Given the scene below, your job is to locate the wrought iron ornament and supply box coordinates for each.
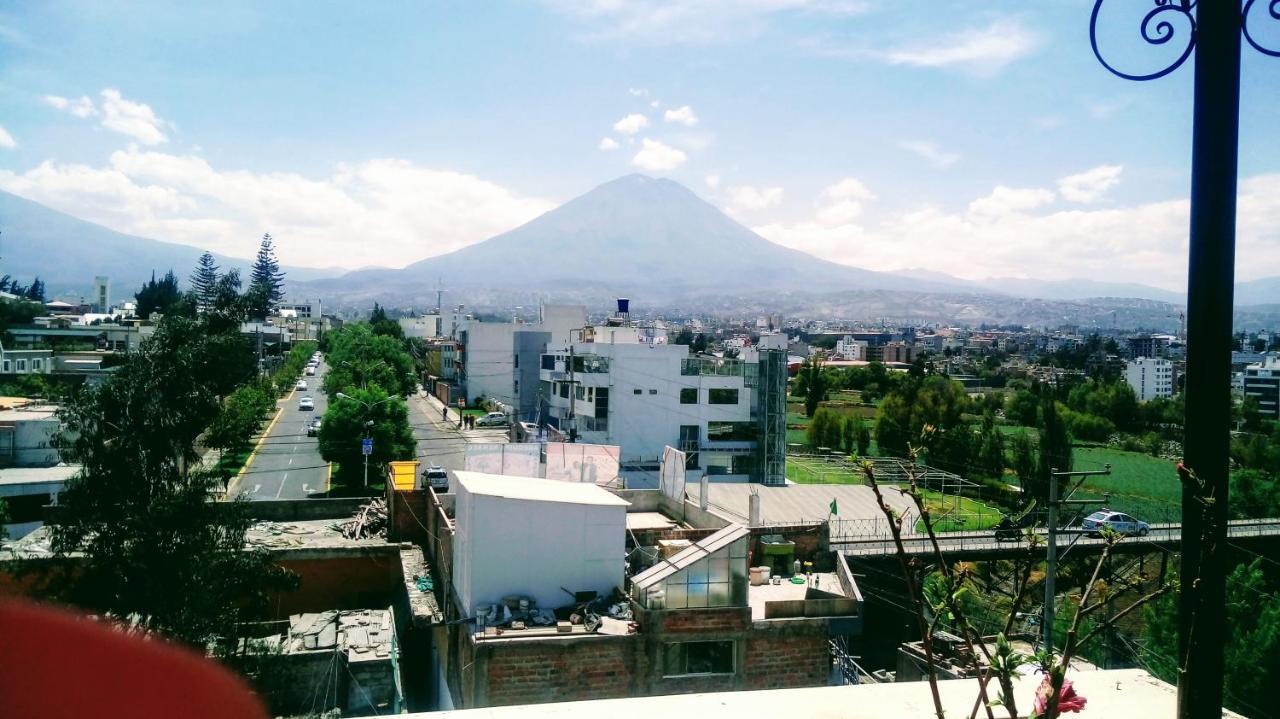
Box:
[1090,0,1279,80]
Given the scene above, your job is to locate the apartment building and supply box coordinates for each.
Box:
[1243,355,1280,419]
[538,329,787,484]
[1125,357,1174,402]
[454,305,587,417]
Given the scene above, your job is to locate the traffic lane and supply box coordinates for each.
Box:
[238,360,329,500]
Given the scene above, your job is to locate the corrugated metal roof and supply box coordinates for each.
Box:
[631,524,748,590]
[455,470,631,507]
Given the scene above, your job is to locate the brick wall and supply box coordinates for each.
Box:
[743,620,832,690]
[388,489,432,544]
[269,552,404,618]
[477,637,640,707]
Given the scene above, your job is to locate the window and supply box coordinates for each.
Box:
[16,359,26,372]
[1,360,8,373]
[706,421,756,442]
[680,388,698,404]
[559,383,570,399]
[664,640,735,677]
[541,355,555,370]
[513,354,519,368]
[32,359,42,371]
[708,388,739,405]
[633,388,642,395]
[576,385,586,400]
[649,389,658,395]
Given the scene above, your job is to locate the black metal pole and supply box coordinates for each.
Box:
[1179,2,1240,717]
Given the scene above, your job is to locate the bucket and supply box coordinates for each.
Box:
[760,566,772,582]
[750,567,764,586]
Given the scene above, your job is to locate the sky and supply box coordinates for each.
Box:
[1,1,1278,290]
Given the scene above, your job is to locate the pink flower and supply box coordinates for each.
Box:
[1034,676,1088,717]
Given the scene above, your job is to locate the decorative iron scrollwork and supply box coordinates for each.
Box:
[1090,0,1199,81]
[1243,0,1280,56]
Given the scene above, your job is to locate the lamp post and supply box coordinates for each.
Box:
[1089,3,1277,715]
[335,392,396,488]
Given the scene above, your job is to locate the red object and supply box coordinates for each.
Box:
[0,600,267,719]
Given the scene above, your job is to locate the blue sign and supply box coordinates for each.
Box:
[361,438,373,456]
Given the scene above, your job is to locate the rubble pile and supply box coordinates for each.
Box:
[337,498,388,540]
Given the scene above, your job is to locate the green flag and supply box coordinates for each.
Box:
[829,498,838,516]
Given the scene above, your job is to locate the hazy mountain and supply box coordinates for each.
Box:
[0,190,343,299]
[297,174,978,306]
[1236,277,1280,306]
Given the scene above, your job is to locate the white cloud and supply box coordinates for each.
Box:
[752,172,1280,288]
[0,125,15,149]
[882,18,1039,75]
[705,173,721,189]
[0,150,554,269]
[663,105,699,126]
[1058,165,1123,204]
[99,88,169,145]
[613,113,650,135]
[598,137,621,151]
[725,185,784,213]
[822,177,876,202]
[628,87,649,97]
[43,94,98,118]
[968,186,1056,217]
[546,0,870,45]
[631,138,687,171]
[899,140,960,168]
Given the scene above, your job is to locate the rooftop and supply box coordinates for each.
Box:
[455,471,631,507]
[0,405,60,422]
[415,669,1215,719]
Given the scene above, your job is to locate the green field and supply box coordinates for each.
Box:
[786,455,863,485]
[1069,446,1181,522]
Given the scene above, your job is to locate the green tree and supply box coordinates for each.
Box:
[205,381,275,479]
[51,317,294,647]
[134,269,185,319]
[1010,430,1038,494]
[189,251,220,308]
[1143,560,1280,718]
[1231,469,1280,519]
[673,327,694,345]
[322,324,417,398]
[1032,396,1072,502]
[1004,389,1040,427]
[690,333,708,354]
[799,355,829,417]
[318,383,416,486]
[369,303,404,339]
[25,277,45,302]
[0,297,42,334]
[247,233,285,319]
[977,410,1006,479]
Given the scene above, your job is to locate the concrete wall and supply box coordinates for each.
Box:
[0,416,60,467]
[460,323,517,407]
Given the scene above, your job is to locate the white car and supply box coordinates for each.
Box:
[475,411,510,428]
[1080,509,1150,537]
[305,366,316,376]
[298,396,315,411]
[295,380,308,391]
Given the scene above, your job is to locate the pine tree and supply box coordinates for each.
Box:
[25,277,45,302]
[248,233,285,319]
[1034,395,1072,501]
[189,251,220,309]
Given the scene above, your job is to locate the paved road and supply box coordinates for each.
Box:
[233,357,329,501]
[407,392,508,475]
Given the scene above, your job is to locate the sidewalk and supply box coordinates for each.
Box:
[410,388,510,445]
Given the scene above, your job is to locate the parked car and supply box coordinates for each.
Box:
[1080,509,1150,537]
[295,380,308,391]
[475,411,509,428]
[307,418,322,436]
[305,366,316,376]
[298,396,315,411]
[421,465,449,492]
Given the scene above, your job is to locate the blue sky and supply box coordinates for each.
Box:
[1,1,1278,289]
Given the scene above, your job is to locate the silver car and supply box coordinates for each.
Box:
[1081,510,1150,537]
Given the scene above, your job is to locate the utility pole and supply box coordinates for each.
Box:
[1043,464,1111,651]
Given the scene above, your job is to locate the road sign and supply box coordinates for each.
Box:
[361,438,373,456]
[457,398,465,408]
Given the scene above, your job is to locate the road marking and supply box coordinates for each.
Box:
[288,457,293,466]
[325,463,333,493]
[303,483,311,495]
[275,472,289,499]
[226,402,285,497]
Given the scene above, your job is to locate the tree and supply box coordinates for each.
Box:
[189,251,220,308]
[205,381,275,478]
[318,383,416,486]
[322,324,417,398]
[1032,396,1072,502]
[673,327,694,345]
[134,269,187,319]
[24,277,45,302]
[977,410,1006,479]
[247,233,285,319]
[798,356,829,417]
[1231,469,1280,519]
[691,333,708,354]
[51,317,294,648]
[370,303,404,339]
[1011,431,1038,495]
[1004,389,1040,427]
[1143,560,1280,717]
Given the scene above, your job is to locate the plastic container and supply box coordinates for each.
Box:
[750,567,764,586]
[760,566,772,582]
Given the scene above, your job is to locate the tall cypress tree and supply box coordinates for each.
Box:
[1034,394,1073,501]
[189,251,220,309]
[248,233,285,319]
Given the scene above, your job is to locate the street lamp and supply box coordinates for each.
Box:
[335,392,397,487]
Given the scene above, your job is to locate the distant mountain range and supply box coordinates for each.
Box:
[3,179,1279,324]
[0,190,343,300]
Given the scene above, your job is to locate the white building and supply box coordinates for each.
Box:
[278,299,323,320]
[0,342,52,376]
[1243,355,1280,419]
[0,404,62,467]
[835,336,868,361]
[538,330,788,483]
[1125,357,1174,402]
[455,305,587,417]
[451,471,628,617]
[399,315,442,339]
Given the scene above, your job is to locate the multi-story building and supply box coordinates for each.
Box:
[399,315,442,339]
[834,336,868,361]
[454,305,587,418]
[538,330,787,484]
[1125,357,1174,402]
[279,299,323,320]
[1127,334,1170,360]
[1243,356,1280,419]
[882,341,914,365]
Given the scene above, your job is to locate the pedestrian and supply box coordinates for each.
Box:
[442,407,448,422]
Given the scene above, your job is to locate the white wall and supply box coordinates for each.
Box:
[1125,357,1173,402]
[461,323,517,406]
[452,479,627,616]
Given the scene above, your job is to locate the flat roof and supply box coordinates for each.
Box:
[454,471,631,507]
[417,669,1232,719]
[0,466,79,486]
[0,405,59,422]
[624,512,676,531]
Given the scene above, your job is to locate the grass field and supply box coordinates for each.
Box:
[1069,446,1181,522]
[786,455,863,485]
